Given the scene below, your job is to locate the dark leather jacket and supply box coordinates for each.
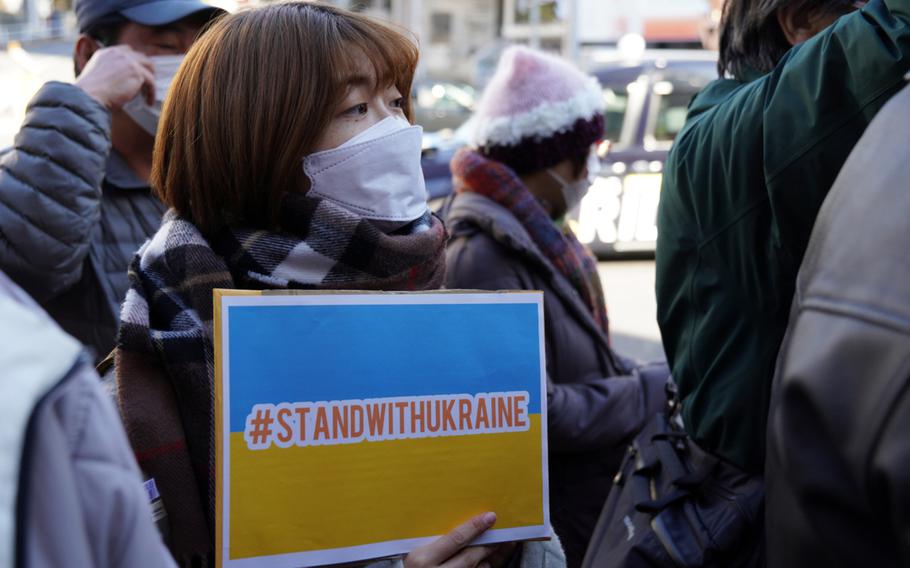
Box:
[765,81,910,566]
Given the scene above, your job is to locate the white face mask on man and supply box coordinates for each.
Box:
[546,146,602,214]
[302,116,429,230]
[122,55,185,137]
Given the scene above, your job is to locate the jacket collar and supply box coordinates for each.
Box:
[105,150,150,190]
[686,64,764,120]
[735,65,765,83]
[448,191,540,260]
[447,192,614,353]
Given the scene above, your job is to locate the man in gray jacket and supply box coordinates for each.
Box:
[765,78,910,566]
[0,0,221,360]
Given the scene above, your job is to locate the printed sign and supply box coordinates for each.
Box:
[214,290,549,567]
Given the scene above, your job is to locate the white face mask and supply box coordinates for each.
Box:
[122,55,185,137]
[547,147,602,213]
[303,116,429,230]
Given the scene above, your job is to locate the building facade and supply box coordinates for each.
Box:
[335,0,710,83]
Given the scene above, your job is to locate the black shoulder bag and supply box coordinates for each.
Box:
[581,383,765,568]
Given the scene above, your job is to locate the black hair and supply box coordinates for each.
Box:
[569,146,589,177]
[74,13,128,76]
[718,0,856,79]
[85,13,129,45]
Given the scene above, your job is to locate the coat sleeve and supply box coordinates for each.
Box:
[675,0,910,256]
[0,81,111,302]
[445,232,667,453]
[545,363,667,452]
[762,0,910,253]
[763,84,910,567]
[766,305,910,566]
[874,382,910,563]
[22,357,177,568]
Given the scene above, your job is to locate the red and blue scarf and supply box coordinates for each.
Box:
[451,149,610,337]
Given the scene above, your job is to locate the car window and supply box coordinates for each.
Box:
[602,87,628,142]
[414,83,476,112]
[413,82,478,133]
[648,63,716,144]
[651,80,696,142]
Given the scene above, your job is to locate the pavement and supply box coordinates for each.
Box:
[0,37,75,148]
[598,259,665,362]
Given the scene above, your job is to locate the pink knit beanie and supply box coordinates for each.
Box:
[472,45,604,174]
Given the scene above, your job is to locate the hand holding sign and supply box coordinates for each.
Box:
[404,512,509,568]
[215,291,549,567]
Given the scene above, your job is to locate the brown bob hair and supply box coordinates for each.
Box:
[152,1,419,235]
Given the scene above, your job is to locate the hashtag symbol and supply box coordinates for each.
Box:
[245,405,274,449]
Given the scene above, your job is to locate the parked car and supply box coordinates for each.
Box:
[411,79,477,133]
[421,118,474,201]
[420,49,718,256]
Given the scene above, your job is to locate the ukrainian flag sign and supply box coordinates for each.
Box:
[214,290,550,567]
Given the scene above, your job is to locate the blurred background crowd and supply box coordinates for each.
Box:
[0,0,726,364]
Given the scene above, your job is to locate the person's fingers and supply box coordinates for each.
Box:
[128,46,154,70]
[137,64,156,105]
[409,512,496,567]
[135,54,155,78]
[433,512,496,564]
[439,544,499,568]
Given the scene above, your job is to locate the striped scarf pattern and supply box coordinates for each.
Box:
[451,148,609,336]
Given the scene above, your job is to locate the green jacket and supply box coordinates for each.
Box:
[656,0,910,473]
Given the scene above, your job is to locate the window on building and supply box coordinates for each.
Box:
[430,12,452,44]
[540,37,562,51]
[513,0,561,24]
[349,0,391,12]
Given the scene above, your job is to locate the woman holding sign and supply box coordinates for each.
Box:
[113,2,562,567]
[442,47,669,567]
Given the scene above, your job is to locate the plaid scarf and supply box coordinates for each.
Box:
[451,148,609,336]
[116,192,446,565]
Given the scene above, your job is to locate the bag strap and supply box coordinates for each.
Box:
[665,377,682,417]
[96,349,116,376]
[628,401,722,514]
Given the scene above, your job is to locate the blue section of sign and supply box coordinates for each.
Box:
[228,302,542,432]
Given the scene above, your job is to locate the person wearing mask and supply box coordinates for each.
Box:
[656,0,910,477]
[0,0,223,361]
[0,269,176,568]
[113,3,566,567]
[765,80,910,567]
[442,46,668,568]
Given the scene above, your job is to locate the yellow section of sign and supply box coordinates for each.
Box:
[228,415,544,560]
